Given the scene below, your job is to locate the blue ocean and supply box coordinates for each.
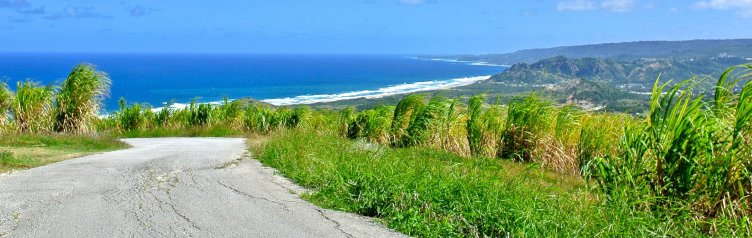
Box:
[0,53,504,112]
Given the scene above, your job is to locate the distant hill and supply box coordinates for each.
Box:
[490,55,750,87]
[475,54,750,113]
[444,39,752,65]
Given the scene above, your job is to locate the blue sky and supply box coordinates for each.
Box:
[0,0,750,54]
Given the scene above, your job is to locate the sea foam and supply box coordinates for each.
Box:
[261,75,490,106]
[143,75,490,112]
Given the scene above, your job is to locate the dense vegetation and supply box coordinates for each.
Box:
[95,64,751,236]
[491,55,750,86]
[1,63,750,236]
[258,131,695,237]
[0,64,123,172]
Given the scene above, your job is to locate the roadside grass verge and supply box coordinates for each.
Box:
[253,130,711,237]
[0,134,128,172]
[112,125,246,138]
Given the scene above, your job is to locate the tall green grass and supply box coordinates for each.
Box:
[0,81,12,127]
[405,96,454,147]
[255,130,721,237]
[12,81,55,133]
[346,106,394,144]
[500,93,553,162]
[587,67,752,233]
[5,63,750,235]
[53,64,111,134]
[391,94,425,147]
[466,94,485,157]
[114,98,144,131]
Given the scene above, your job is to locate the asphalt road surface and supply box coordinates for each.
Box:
[0,138,406,238]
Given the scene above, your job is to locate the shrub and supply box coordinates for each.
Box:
[12,81,54,133]
[405,96,453,147]
[466,94,485,157]
[53,64,111,134]
[499,93,553,162]
[0,82,12,126]
[115,98,144,131]
[346,106,393,144]
[391,94,425,147]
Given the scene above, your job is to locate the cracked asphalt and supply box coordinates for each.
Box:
[0,138,406,238]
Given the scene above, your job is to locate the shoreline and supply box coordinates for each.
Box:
[261,75,491,106]
[134,75,492,113]
[101,56,506,113]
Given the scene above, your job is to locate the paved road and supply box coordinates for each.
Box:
[0,138,405,238]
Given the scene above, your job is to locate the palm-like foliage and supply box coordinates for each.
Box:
[54,64,111,134]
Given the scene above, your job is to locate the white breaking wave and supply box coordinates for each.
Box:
[411,57,510,67]
[261,75,491,106]
[143,75,490,110]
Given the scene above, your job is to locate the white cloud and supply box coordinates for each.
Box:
[694,0,752,17]
[602,0,635,12]
[557,0,596,11]
[695,0,752,9]
[399,0,426,5]
[557,0,635,12]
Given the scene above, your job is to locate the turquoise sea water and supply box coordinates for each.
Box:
[0,53,504,112]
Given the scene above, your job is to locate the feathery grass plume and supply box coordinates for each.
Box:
[12,81,54,133]
[499,93,553,162]
[391,94,425,147]
[53,64,111,134]
[466,94,485,156]
[0,81,12,126]
[405,96,452,147]
[115,98,144,131]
